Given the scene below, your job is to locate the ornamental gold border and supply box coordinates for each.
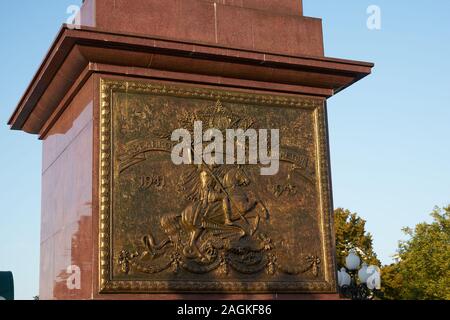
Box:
[99,78,337,294]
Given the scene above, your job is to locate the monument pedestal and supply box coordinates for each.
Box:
[8,0,372,300]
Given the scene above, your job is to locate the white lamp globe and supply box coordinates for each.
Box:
[337,268,342,285]
[345,250,361,271]
[358,263,369,283]
[338,268,351,287]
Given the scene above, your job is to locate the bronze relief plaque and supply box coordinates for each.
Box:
[99,79,336,293]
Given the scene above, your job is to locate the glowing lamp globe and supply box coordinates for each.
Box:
[345,250,361,271]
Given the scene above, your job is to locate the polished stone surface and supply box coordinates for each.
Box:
[80,0,321,57]
[40,78,94,300]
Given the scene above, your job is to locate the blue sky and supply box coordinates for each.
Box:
[0,1,449,300]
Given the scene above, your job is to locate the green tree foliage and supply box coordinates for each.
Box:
[382,206,450,300]
[380,263,404,300]
[334,208,380,268]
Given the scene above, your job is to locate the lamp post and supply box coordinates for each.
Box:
[338,249,381,300]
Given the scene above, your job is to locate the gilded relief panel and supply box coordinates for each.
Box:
[99,79,336,293]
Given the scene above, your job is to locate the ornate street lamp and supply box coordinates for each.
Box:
[338,249,381,300]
